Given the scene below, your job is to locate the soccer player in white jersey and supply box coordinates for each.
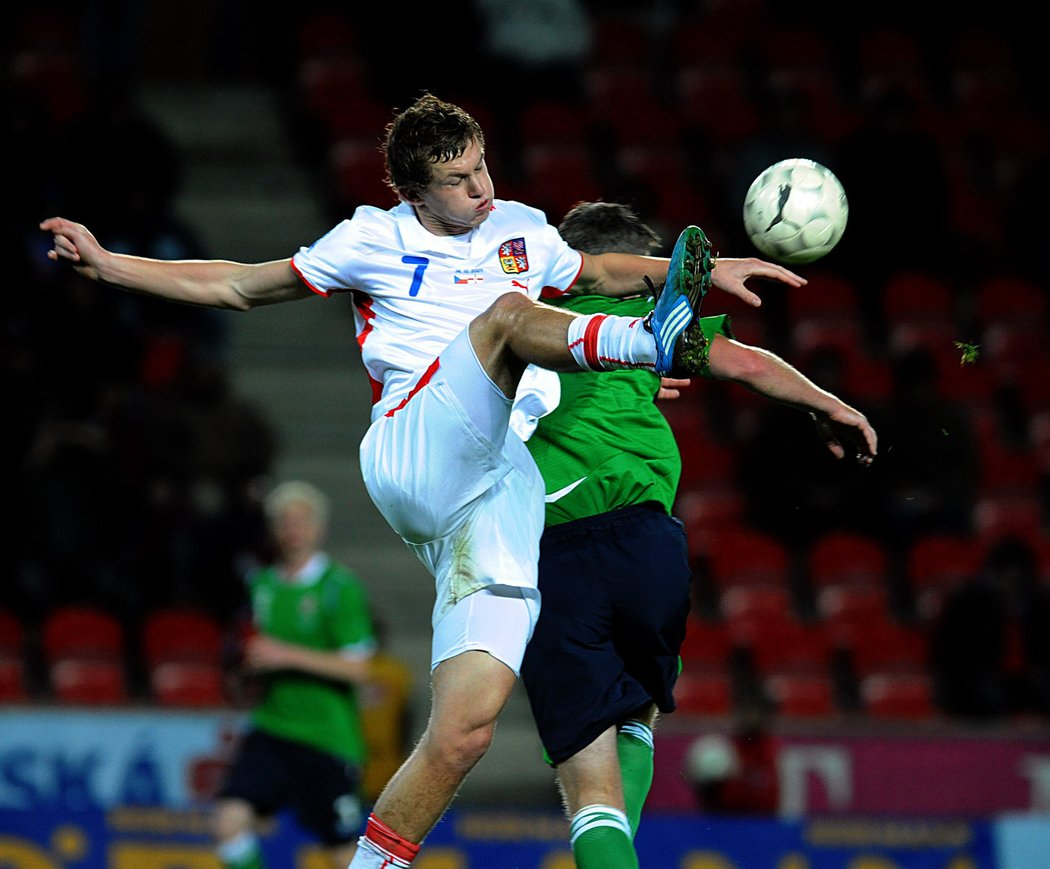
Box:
[40,92,875,867]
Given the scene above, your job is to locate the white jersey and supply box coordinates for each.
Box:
[292,199,584,420]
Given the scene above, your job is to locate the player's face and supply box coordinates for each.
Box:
[410,138,494,236]
[272,500,323,561]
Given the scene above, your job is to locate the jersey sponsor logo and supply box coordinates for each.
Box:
[499,237,529,274]
[544,476,588,503]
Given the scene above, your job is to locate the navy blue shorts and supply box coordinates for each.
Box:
[217,728,364,844]
[520,505,691,765]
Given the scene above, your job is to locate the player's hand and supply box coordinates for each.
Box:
[39,217,105,281]
[657,377,691,400]
[810,406,878,466]
[711,257,807,307]
[244,634,301,671]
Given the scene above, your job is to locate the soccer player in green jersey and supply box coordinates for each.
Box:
[213,481,377,869]
[518,202,876,868]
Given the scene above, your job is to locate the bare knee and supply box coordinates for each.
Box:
[475,292,536,338]
[469,292,553,392]
[213,798,256,843]
[422,715,497,775]
[471,292,539,352]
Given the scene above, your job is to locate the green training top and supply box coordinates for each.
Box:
[248,554,376,763]
[527,294,731,526]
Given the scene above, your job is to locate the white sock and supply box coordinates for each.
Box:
[217,831,261,867]
[566,313,656,372]
[348,837,402,867]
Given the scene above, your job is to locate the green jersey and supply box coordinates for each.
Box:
[248,554,375,763]
[527,295,730,526]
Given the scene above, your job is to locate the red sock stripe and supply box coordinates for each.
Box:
[365,814,420,864]
[582,314,609,370]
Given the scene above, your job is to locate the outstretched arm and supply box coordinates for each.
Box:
[40,217,311,310]
[707,334,878,464]
[574,251,805,306]
[244,634,372,684]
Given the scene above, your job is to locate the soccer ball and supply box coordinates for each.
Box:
[742,158,848,265]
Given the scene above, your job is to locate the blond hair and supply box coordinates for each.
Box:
[264,480,330,527]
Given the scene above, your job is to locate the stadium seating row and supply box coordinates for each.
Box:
[0,605,228,707]
[676,610,938,720]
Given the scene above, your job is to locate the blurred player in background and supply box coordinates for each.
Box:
[40,92,859,867]
[684,706,780,815]
[517,201,875,868]
[214,480,376,869]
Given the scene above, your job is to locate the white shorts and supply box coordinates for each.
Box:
[360,328,546,628]
[432,586,541,675]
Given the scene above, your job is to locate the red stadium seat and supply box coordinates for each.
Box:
[674,667,734,716]
[50,657,127,705]
[972,494,1046,549]
[615,143,715,226]
[518,99,590,145]
[887,320,958,357]
[143,607,224,667]
[43,605,127,705]
[860,671,937,720]
[0,609,23,656]
[329,138,398,209]
[294,10,362,63]
[806,531,889,590]
[758,25,836,78]
[0,657,27,702]
[520,141,603,219]
[887,328,997,404]
[699,528,792,588]
[676,66,762,147]
[679,617,736,670]
[677,436,740,498]
[976,436,1040,498]
[1032,411,1050,474]
[721,585,794,629]
[764,671,837,718]
[975,275,1048,330]
[791,319,865,359]
[784,272,861,326]
[881,270,957,326]
[589,14,655,67]
[905,534,982,618]
[584,65,655,122]
[794,336,892,404]
[705,289,770,346]
[297,58,377,136]
[677,488,747,549]
[733,615,834,677]
[42,605,123,661]
[836,613,929,678]
[583,65,680,147]
[0,609,28,702]
[1011,359,1050,416]
[817,585,892,634]
[151,660,227,707]
[981,323,1049,387]
[670,3,762,71]
[856,28,934,107]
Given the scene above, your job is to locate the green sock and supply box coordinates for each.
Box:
[617,721,655,838]
[569,805,639,869]
[218,833,265,869]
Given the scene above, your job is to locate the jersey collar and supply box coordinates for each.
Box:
[395,201,482,258]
